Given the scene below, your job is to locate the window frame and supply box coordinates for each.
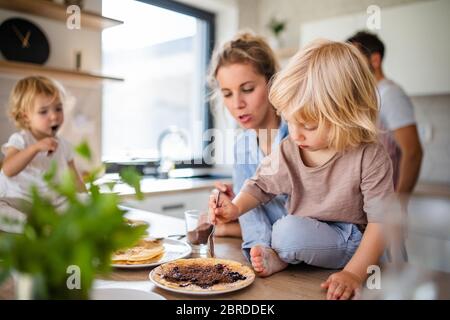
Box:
[136,0,216,168]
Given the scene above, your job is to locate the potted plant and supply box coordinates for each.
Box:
[0,142,146,299]
[267,16,287,49]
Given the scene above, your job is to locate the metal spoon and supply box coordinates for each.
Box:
[208,191,220,258]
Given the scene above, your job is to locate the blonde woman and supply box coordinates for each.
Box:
[209,40,394,300]
[208,32,289,260]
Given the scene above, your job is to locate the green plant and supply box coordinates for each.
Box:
[0,141,146,299]
[268,17,286,38]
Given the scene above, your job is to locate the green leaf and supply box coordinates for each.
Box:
[74,141,92,161]
[43,161,57,183]
[0,141,147,298]
[119,167,143,200]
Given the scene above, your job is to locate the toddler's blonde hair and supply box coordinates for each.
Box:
[8,76,65,130]
[269,39,379,152]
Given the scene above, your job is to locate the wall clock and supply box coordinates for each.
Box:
[0,17,50,64]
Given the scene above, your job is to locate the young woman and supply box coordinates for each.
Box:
[207,32,288,260]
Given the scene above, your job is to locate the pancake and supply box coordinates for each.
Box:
[151,258,255,293]
[112,239,164,265]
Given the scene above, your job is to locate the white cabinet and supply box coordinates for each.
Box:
[300,0,450,96]
[122,189,212,219]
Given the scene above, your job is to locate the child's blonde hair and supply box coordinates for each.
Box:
[269,39,379,152]
[207,31,279,96]
[8,76,65,130]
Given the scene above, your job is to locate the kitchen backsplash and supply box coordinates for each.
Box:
[412,94,450,185]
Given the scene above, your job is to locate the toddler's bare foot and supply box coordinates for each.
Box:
[250,246,288,277]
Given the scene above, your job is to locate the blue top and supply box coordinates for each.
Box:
[233,120,289,255]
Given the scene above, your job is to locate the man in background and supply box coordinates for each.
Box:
[348,31,423,193]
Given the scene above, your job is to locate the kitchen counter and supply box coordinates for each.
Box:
[104,208,334,300]
[0,207,333,300]
[2,198,449,300]
[414,182,450,198]
[96,173,232,199]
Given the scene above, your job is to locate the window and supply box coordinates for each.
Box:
[101,0,215,164]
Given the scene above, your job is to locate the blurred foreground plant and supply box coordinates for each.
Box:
[0,141,146,299]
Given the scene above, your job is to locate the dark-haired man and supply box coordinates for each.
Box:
[348,31,423,193]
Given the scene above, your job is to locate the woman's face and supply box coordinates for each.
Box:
[216,63,274,130]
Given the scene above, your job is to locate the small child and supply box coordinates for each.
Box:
[0,76,85,229]
[209,40,394,300]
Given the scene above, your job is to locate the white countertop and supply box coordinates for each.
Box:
[96,173,232,198]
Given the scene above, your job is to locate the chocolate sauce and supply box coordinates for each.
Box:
[163,263,246,288]
[187,223,214,245]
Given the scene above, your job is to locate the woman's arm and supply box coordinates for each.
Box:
[214,221,242,238]
[321,222,385,300]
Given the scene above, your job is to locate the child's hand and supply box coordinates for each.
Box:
[321,270,363,300]
[214,181,235,200]
[34,137,58,153]
[208,190,240,225]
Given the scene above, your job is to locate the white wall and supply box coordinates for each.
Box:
[300,0,450,96]
[245,0,429,49]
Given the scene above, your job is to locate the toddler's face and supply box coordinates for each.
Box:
[26,94,64,139]
[216,63,274,130]
[288,121,329,151]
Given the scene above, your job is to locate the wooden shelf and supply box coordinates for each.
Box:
[0,60,124,82]
[0,0,123,30]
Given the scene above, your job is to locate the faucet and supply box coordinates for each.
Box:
[157,126,188,178]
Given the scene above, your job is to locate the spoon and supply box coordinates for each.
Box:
[208,191,221,258]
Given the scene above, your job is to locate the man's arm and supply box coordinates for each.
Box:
[394,124,423,193]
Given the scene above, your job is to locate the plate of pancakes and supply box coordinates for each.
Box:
[149,258,255,295]
[111,238,191,268]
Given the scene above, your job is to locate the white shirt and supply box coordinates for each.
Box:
[377,78,416,186]
[0,130,74,202]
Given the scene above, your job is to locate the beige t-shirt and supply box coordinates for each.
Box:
[241,137,394,227]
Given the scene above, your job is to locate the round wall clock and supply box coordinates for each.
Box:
[0,17,50,64]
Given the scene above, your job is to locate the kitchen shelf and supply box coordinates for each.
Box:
[0,60,124,82]
[0,0,123,30]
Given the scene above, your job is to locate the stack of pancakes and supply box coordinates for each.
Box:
[112,239,164,265]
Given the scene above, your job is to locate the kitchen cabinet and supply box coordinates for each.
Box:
[300,0,450,96]
[121,189,212,219]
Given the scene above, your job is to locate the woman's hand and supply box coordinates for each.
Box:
[320,270,363,300]
[214,182,235,199]
[208,190,240,225]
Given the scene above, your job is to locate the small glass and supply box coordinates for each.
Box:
[184,209,214,258]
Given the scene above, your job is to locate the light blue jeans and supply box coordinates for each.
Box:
[270,215,363,269]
